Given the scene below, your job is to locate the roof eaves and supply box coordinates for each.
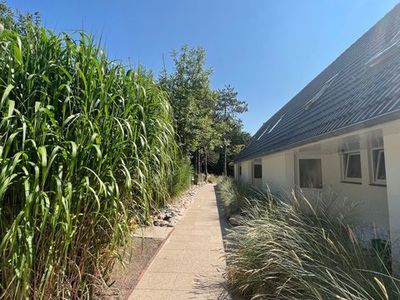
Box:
[233,109,400,163]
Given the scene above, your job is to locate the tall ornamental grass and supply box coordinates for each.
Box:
[219,178,400,300]
[0,24,179,298]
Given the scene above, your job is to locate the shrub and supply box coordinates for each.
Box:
[220,179,400,300]
[217,177,263,218]
[169,156,192,197]
[206,174,219,183]
[194,172,206,185]
[0,25,178,298]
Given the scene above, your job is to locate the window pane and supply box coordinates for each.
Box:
[299,159,322,188]
[377,151,386,180]
[346,153,361,178]
[373,149,386,182]
[254,164,262,179]
[239,166,242,176]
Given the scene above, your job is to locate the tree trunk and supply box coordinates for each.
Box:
[195,150,198,174]
[205,150,208,180]
[224,139,227,177]
[198,150,201,175]
[224,103,228,177]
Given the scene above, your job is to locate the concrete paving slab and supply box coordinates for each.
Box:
[129,184,229,299]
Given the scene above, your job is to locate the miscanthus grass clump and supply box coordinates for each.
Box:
[219,178,400,300]
[0,24,184,298]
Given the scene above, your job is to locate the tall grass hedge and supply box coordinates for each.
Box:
[0,24,185,298]
[219,178,400,300]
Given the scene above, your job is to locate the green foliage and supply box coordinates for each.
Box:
[215,85,248,122]
[0,1,40,34]
[159,45,214,156]
[160,48,250,176]
[217,177,261,218]
[169,157,192,197]
[0,2,14,30]
[219,179,400,300]
[215,85,248,175]
[0,24,177,298]
[206,174,220,184]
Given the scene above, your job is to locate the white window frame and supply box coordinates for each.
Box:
[341,151,362,184]
[369,148,386,186]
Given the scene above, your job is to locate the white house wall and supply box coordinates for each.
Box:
[235,120,400,244]
[261,152,295,193]
[383,119,400,271]
[239,160,252,184]
[235,153,295,192]
[320,150,389,235]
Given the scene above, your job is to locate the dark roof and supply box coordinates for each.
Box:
[236,4,400,162]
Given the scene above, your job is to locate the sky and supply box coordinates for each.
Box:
[6,0,400,134]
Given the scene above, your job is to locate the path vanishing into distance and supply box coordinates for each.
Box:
[129,184,230,300]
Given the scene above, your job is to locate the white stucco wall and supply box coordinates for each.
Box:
[321,150,389,234]
[383,120,400,272]
[236,122,399,238]
[237,160,252,184]
[261,152,295,193]
[235,119,400,268]
[235,153,295,192]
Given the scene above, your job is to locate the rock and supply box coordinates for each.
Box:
[229,215,244,226]
[157,212,166,220]
[154,220,166,227]
[150,185,199,227]
[165,211,175,219]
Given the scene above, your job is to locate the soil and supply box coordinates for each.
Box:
[97,236,163,299]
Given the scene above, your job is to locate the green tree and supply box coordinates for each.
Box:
[159,45,216,174]
[215,85,248,176]
[0,1,40,33]
[199,111,222,178]
[0,1,14,30]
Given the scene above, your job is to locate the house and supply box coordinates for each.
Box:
[234,4,400,270]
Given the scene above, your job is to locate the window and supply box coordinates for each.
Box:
[371,149,386,185]
[253,164,262,179]
[299,159,322,189]
[342,152,362,183]
[239,165,242,177]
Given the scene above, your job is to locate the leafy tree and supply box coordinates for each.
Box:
[160,48,250,177]
[215,85,248,175]
[199,111,222,177]
[0,1,40,33]
[0,1,14,29]
[159,45,216,174]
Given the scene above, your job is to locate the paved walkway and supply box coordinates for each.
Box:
[129,184,229,300]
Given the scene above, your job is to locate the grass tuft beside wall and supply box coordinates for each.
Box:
[219,178,400,300]
[0,24,187,298]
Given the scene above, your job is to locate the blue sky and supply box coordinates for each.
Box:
[7,0,400,134]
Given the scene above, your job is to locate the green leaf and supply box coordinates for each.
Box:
[1,84,14,110]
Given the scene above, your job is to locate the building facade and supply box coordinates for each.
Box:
[235,4,400,270]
